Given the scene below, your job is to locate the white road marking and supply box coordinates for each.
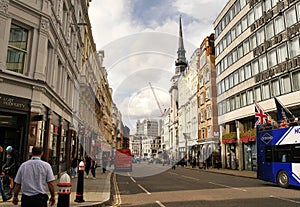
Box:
[270,195,300,204]
[182,175,200,181]
[130,176,136,183]
[209,181,247,192]
[138,184,151,195]
[156,200,166,207]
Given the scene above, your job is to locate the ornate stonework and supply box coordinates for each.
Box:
[40,18,49,31]
[0,0,9,14]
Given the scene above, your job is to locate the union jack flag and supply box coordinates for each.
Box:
[255,102,268,126]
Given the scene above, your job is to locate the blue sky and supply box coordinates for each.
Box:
[89,0,228,133]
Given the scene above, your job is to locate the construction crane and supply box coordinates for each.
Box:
[148,82,164,116]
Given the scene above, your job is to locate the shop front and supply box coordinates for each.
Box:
[0,94,30,163]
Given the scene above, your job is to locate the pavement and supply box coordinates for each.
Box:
[0,165,257,206]
[0,169,112,207]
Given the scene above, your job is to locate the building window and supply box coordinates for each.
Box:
[277,43,288,63]
[281,75,292,94]
[243,39,250,55]
[271,79,280,97]
[288,37,300,58]
[200,93,204,105]
[6,24,29,74]
[240,67,245,82]
[206,87,210,100]
[248,10,255,26]
[237,44,243,59]
[292,70,300,91]
[259,55,267,72]
[254,86,261,102]
[250,34,257,50]
[245,63,252,79]
[285,7,297,27]
[205,70,210,82]
[268,48,277,68]
[247,90,254,104]
[254,4,263,21]
[241,16,248,32]
[229,74,234,88]
[206,107,211,119]
[230,97,235,111]
[262,83,270,100]
[257,28,265,46]
[235,95,240,109]
[241,92,247,107]
[274,15,285,35]
[226,99,231,112]
[265,21,274,40]
[234,70,239,86]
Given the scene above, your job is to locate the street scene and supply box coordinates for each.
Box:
[1,0,300,206]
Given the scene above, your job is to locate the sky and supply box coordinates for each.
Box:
[88,0,228,134]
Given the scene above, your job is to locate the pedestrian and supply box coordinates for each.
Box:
[91,157,97,179]
[3,146,19,196]
[0,146,10,202]
[71,156,78,178]
[84,154,92,178]
[102,154,107,173]
[12,146,55,207]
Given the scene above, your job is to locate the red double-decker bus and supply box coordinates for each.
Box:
[114,148,133,172]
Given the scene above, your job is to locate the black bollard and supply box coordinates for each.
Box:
[74,161,85,203]
[57,173,72,207]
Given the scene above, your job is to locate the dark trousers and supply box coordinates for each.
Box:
[91,168,96,177]
[21,194,48,207]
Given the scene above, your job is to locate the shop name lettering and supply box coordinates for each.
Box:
[2,98,25,108]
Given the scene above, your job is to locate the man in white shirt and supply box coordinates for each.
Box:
[12,146,56,207]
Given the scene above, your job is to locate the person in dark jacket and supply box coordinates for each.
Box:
[3,146,18,196]
[0,146,10,201]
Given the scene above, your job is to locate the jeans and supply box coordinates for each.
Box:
[71,167,77,177]
[0,178,7,201]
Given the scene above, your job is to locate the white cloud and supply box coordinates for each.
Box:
[88,0,228,133]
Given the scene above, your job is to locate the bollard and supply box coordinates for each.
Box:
[57,173,72,207]
[74,161,85,203]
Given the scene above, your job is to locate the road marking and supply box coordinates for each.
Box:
[130,177,136,183]
[112,173,122,206]
[156,200,166,207]
[182,175,200,181]
[270,195,300,204]
[208,181,247,192]
[138,184,151,195]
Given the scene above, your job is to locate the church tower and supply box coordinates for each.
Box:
[175,16,188,74]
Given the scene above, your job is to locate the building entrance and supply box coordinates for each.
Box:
[0,111,28,163]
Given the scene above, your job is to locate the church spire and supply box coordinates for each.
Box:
[175,16,187,73]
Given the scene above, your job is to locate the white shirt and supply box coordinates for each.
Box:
[14,157,55,196]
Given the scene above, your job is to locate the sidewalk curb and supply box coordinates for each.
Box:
[185,166,257,179]
[74,171,113,207]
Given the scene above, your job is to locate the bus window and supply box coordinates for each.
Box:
[292,145,300,163]
[265,146,273,162]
